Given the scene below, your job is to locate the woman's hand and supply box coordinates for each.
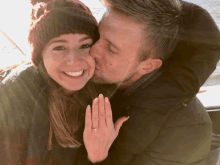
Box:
[83,94,129,163]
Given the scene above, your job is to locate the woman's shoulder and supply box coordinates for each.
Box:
[0,63,47,106]
[1,63,39,83]
[1,62,46,90]
[0,63,46,138]
[0,63,48,130]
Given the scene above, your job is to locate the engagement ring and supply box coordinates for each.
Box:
[92,125,99,131]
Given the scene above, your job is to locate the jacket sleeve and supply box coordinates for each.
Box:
[119,123,212,165]
[124,98,212,165]
[0,64,45,164]
[77,98,212,165]
[0,84,29,165]
[159,2,220,98]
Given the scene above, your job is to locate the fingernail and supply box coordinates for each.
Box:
[87,105,91,110]
[127,116,130,120]
[94,98,98,104]
[105,97,109,103]
[99,94,103,98]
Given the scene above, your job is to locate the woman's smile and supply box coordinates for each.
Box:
[64,70,84,77]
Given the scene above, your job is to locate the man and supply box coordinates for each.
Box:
[78,0,220,164]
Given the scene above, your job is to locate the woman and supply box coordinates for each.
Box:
[0,0,127,164]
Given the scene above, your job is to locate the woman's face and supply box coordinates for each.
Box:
[42,33,95,93]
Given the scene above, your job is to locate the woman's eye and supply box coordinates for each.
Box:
[53,46,66,51]
[81,44,91,49]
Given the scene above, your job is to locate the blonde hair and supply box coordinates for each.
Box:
[103,0,182,60]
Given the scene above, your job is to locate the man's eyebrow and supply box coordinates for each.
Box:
[105,38,120,51]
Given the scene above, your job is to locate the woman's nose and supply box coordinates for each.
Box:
[65,50,84,65]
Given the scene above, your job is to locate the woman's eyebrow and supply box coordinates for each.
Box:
[79,36,92,42]
[48,39,67,45]
[48,36,91,45]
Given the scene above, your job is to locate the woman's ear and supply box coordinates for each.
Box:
[138,58,162,75]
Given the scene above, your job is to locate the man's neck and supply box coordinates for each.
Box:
[120,69,162,97]
[117,72,144,89]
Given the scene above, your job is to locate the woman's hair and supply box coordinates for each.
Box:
[28,0,104,149]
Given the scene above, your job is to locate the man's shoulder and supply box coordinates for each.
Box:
[124,79,188,115]
[119,97,212,150]
[164,97,212,127]
[127,94,211,126]
[182,1,207,11]
[181,0,220,46]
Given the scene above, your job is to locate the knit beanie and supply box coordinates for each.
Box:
[28,0,99,66]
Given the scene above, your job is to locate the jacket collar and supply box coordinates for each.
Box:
[118,68,188,115]
[123,69,162,98]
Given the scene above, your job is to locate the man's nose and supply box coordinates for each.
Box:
[90,40,102,59]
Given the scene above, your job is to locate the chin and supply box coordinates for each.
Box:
[63,84,85,93]
[64,88,81,94]
[91,76,112,84]
[91,76,105,84]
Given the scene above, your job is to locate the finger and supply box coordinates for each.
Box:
[114,116,129,136]
[105,97,113,127]
[98,94,106,128]
[84,105,92,133]
[92,98,99,129]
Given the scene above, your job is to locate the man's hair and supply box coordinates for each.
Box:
[102,0,182,61]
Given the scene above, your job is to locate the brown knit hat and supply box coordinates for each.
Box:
[28,0,99,66]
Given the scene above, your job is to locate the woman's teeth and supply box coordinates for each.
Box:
[65,70,84,77]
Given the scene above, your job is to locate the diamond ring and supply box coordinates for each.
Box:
[92,125,99,131]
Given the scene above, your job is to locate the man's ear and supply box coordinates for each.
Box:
[138,58,162,75]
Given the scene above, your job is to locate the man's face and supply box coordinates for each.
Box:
[90,11,145,87]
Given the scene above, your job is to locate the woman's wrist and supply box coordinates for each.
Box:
[87,152,108,163]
